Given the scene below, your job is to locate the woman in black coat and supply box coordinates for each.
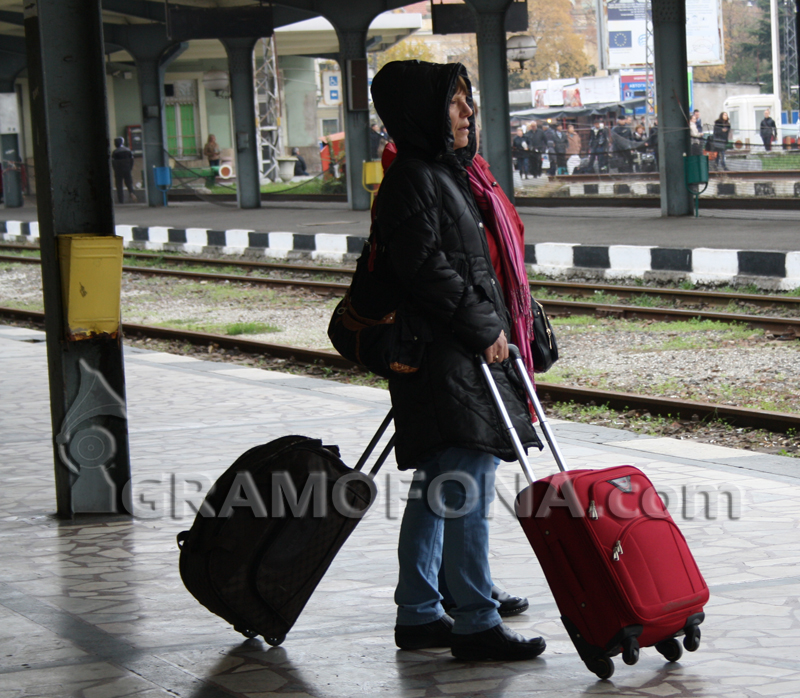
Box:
[370,60,544,661]
[712,112,731,171]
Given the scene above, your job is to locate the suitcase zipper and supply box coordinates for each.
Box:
[612,540,623,561]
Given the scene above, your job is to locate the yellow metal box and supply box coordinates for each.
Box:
[57,234,123,339]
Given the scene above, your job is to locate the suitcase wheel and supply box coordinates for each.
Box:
[655,638,683,663]
[264,634,286,647]
[586,656,615,680]
[621,636,639,666]
[235,627,259,639]
[683,626,701,652]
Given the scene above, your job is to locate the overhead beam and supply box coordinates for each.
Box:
[101,0,320,30]
[0,35,27,55]
[101,0,165,23]
[0,10,24,26]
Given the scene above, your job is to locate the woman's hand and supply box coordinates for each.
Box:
[484,330,508,364]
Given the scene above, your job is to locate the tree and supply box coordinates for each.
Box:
[376,38,436,71]
[509,0,591,87]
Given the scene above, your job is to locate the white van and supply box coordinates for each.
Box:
[721,94,782,151]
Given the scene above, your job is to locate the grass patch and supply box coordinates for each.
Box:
[224,321,279,335]
[152,319,220,333]
[0,299,44,312]
[629,293,665,308]
[0,248,40,259]
[590,291,620,305]
[170,281,275,304]
[208,176,347,196]
[756,152,800,171]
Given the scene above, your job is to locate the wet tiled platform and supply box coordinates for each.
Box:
[1,325,799,697]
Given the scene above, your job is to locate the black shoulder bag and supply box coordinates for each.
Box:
[327,225,429,378]
[531,298,558,373]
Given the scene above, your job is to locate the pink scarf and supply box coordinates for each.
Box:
[467,163,535,378]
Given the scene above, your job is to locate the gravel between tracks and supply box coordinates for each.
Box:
[2,263,798,458]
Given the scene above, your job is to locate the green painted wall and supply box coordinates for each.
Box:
[168,57,233,150]
[204,87,232,150]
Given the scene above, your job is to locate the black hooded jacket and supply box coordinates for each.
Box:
[370,60,540,469]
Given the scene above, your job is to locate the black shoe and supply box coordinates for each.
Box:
[492,586,529,617]
[442,586,529,617]
[395,615,454,650]
[451,623,546,661]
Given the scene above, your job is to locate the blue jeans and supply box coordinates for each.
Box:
[395,448,502,635]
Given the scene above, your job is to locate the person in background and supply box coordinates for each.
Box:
[689,113,703,156]
[632,124,647,172]
[647,117,659,167]
[541,122,556,175]
[523,121,544,178]
[760,109,777,152]
[203,134,221,167]
[588,119,609,173]
[692,109,703,133]
[291,147,308,176]
[512,127,529,179]
[111,136,136,204]
[371,59,545,661]
[712,112,731,171]
[369,122,385,160]
[552,123,568,174]
[565,123,581,173]
[611,116,634,172]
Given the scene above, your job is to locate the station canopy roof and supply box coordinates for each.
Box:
[158,12,424,62]
[0,1,422,62]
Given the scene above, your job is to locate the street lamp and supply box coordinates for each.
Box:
[507,34,537,71]
[202,70,231,99]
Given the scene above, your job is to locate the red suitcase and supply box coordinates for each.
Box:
[481,347,709,680]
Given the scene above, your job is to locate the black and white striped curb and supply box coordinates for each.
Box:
[561,181,800,198]
[525,243,800,290]
[2,220,798,289]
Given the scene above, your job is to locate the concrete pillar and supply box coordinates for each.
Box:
[137,47,185,207]
[105,24,186,207]
[1,132,23,208]
[23,0,132,517]
[652,0,692,216]
[221,38,261,209]
[470,0,514,200]
[0,92,23,208]
[335,28,371,211]
[0,46,28,208]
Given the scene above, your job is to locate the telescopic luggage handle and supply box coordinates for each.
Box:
[478,345,567,486]
[353,409,395,479]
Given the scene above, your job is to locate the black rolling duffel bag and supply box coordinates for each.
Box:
[177,412,394,646]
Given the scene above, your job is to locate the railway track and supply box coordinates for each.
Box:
[2,305,798,436]
[2,247,799,335]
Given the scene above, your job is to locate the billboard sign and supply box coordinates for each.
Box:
[604,0,723,69]
[577,75,621,105]
[529,78,577,107]
[620,71,648,114]
[606,0,647,69]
